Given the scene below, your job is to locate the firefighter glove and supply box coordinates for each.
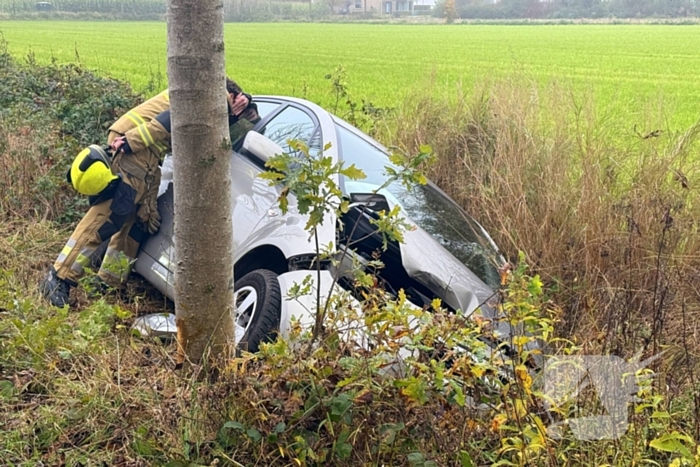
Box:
[137,202,161,234]
[136,167,162,235]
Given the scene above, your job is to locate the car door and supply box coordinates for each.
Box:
[135,99,285,299]
[136,98,335,299]
[231,101,334,260]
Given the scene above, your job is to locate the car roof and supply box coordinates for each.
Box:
[253,95,331,120]
[254,94,392,154]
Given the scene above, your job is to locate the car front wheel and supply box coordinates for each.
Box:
[234,269,282,353]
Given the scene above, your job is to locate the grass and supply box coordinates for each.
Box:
[381,76,700,412]
[1,22,700,127]
[3,24,700,466]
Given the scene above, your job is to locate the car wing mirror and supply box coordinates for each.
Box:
[349,193,391,213]
[242,131,284,164]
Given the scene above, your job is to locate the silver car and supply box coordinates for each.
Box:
[133,96,509,351]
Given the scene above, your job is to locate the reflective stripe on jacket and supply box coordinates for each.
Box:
[109,90,171,156]
[109,86,260,158]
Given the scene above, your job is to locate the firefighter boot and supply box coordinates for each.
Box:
[39,267,72,308]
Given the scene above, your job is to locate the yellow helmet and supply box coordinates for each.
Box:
[67,145,119,196]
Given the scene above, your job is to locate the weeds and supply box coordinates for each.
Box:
[0,38,141,222]
[379,76,700,442]
[2,53,700,465]
[325,64,393,136]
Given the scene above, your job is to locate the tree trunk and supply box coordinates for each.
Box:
[167,0,235,364]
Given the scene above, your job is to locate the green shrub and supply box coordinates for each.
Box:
[0,36,141,223]
[2,53,699,467]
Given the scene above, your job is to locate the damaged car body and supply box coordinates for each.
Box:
[132,96,514,352]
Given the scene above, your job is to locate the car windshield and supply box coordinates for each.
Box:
[335,122,502,289]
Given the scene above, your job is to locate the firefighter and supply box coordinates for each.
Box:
[40,78,260,308]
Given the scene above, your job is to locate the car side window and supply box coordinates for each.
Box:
[230,101,282,149]
[259,106,321,155]
[254,101,281,120]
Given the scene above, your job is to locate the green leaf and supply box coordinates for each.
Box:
[379,422,405,444]
[450,380,466,407]
[114,306,132,319]
[279,194,289,213]
[0,380,15,400]
[492,460,518,467]
[330,393,352,421]
[459,450,474,467]
[335,441,352,459]
[246,428,262,443]
[397,376,428,404]
[222,421,245,431]
[132,439,155,456]
[389,153,403,165]
[258,171,284,181]
[407,452,425,465]
[274,421,286,434]
[356,271,375,288]
[305,209,325,230]
[334,429,352,460]
[649,432,694,458]
[339,163,366,180]
[527,274,543,296]
[297,197,312,215]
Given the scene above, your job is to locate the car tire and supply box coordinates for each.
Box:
[235,269,282,353]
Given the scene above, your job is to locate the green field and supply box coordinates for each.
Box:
[1,21,700,127]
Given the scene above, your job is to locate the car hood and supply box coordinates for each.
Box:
[400,220,495,312]
[345,181,510,338]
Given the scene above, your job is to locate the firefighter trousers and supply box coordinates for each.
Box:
[54,134,161,286]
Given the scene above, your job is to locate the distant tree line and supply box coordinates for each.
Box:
[439,0,700,19]
[0,0,331,21]
[1,0,698,19]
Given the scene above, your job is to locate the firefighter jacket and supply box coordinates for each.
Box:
[109,89,172,158]
[109,88,260,159]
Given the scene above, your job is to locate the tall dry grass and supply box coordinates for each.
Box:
[3,55,700,462]
[380,78,700,434]
[0,119,76,220]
